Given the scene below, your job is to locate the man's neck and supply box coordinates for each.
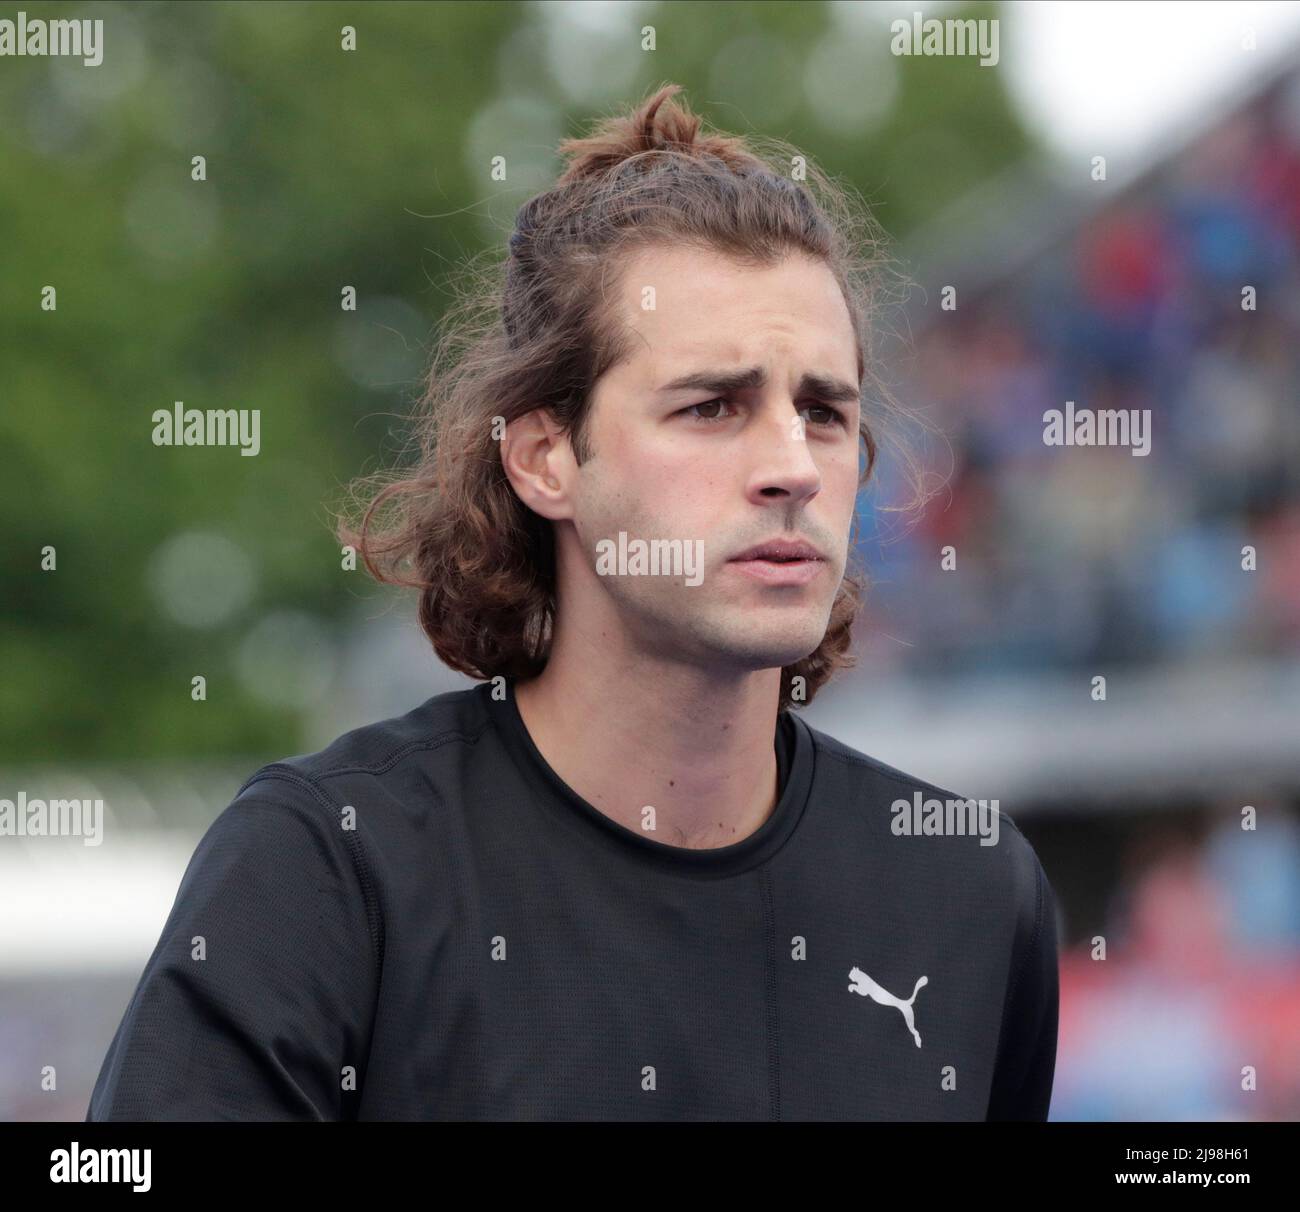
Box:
[512,656,783,851]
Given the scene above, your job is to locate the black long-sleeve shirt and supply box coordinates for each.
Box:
[86,676,1059,1121]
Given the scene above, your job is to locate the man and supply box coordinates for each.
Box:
[87,84,1057,1121]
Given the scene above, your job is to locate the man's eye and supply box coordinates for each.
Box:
[681,398,734,424]
[801,403,849,428]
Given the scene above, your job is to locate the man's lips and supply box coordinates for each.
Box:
[729,538,825,562]
[726,552,825,586]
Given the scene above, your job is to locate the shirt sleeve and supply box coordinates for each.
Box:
[85,778,381,1121]
[985,852,1060,1121]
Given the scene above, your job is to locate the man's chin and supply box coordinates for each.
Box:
[706,631,827,673]
[629,596,832,669]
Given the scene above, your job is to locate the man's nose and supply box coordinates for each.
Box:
[744,406,822,501]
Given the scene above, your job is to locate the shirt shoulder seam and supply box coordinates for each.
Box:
[239,720,495,790]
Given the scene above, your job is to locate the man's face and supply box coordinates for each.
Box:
[558,242,862,674]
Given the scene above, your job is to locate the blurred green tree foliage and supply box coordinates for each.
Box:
[0,0,1027,760]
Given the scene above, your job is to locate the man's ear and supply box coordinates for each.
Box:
[500,407,576,521]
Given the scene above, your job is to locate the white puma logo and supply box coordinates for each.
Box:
[847,967,928,1048]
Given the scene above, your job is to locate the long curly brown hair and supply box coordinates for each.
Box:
[336,82,925,711]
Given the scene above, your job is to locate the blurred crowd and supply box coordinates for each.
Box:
[859,78,1300,676]
[1051,807,1300,1120]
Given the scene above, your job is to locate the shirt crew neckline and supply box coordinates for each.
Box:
[484,676,815,877]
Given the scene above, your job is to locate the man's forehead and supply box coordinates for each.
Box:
[608,250,859,384]
[625,333,859,390]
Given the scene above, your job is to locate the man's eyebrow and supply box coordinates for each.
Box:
[656,365,861,404]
